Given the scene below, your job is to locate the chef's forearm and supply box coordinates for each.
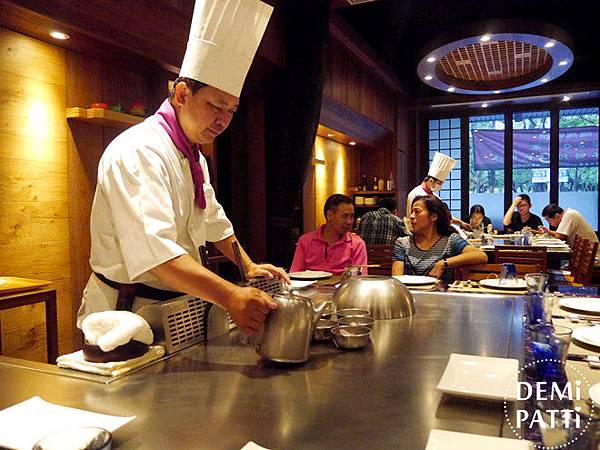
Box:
[214,235,254,269]
[150,254,238,309]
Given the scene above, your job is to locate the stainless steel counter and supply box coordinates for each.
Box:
[0,292,523,450]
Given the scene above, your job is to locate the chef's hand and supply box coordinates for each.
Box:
[227,286,278,336]
[428,260,445,279]
[246,263,291,284]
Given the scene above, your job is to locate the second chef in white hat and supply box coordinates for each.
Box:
[78,0,289,337]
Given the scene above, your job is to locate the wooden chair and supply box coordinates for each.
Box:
[366,244,394,275]
[570,238,599,285]
[457,263,541,281]
[567,234,585,273]
[494,245,547,272]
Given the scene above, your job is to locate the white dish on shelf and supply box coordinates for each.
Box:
[479,278,527,290]
[393,275,437,285]
[425,429,531,450]
[289,270,333,280]
[559,297,600,313]
[436,353,519,401]
[573,326,600,348]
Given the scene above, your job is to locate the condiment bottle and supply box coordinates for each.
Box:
[373,176,378,191]
[378,178,385,191]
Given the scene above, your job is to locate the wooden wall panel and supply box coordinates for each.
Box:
[0,27,72,361]
[303,136,360,232]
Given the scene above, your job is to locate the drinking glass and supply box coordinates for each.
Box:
[525,273,550,325]
[528,324,573,380]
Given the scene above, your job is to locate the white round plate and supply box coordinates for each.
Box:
[573,326,600,348]
[589,383,600,405]
[393,275,437,285]
[559,297,600,313]
[289,270,333,280]
[479,278,527,290]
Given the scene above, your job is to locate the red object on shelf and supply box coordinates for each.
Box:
[90,102,109,109]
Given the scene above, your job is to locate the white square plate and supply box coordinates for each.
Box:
[436,353,519,401]
[425,430,532,450]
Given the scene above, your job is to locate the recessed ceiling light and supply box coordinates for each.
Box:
[544,41,555,48]
[540,78,549,83]
[562,95,571,102]
[494,90,501,94]
[480,34,491,42]
[481,103,488,108]
[49,30,70,40]
[447,87,455,92]
[349,141,356,146]
[424,75,433,81]
[558,60,568,66]
[327,133,334,137]
[426,56,436,63]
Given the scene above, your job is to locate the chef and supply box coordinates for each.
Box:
[77,0,288,336]
[405,152,468,230]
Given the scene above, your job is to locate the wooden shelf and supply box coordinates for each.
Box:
[66,107,144,130]
[353,191,396,195]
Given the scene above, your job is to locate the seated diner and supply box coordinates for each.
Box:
[392,195,488,283]
[502,194,543,233]
[468,204,493,232]
[290,193,367,275]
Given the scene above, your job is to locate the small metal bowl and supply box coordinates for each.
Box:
[338,316,375,328]
[320,308,334,320]
[336,308,371,319]
[331,325,371,350]
[313,319,337,341]
[33,427,112,450]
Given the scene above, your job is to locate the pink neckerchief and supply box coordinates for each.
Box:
[155,99,206,209]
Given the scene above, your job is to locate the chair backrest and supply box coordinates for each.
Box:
[494,245,547,272]
[572,238,599,284]
[458,263,541,281]
[568,234,585,272]
[366,244,394,275]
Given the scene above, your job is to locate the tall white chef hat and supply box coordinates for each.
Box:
[428,152,456,182]
[179,0,273,98]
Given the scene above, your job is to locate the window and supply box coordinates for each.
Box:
[429,118,461,218]
[559,108,599,229]
[469,114,505,227]
[512,111,551,218]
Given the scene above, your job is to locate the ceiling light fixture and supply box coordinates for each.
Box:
[562,95,571,101]
[49,30,70,40]
[424,75,433,81]
[426,56,436,63]
[349,141,356,146]
[480,34,491,42]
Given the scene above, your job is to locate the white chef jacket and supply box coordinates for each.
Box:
[406,185,432,219]
[77,115,234,326]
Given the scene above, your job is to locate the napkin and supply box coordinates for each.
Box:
[57,345,165,377]
[241,442,271,450]
[0,396,135,450]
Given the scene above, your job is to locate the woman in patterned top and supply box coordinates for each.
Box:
[392,196,487,283]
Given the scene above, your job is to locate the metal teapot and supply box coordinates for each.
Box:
[256,292,328,363]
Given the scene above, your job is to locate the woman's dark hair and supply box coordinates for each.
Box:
[412,195,453,236]
[518,193,532,205]
[469,204,486,217]
[169,77,208,99]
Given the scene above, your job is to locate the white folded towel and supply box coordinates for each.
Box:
[82,311,154,352]
[57,346,165,377]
